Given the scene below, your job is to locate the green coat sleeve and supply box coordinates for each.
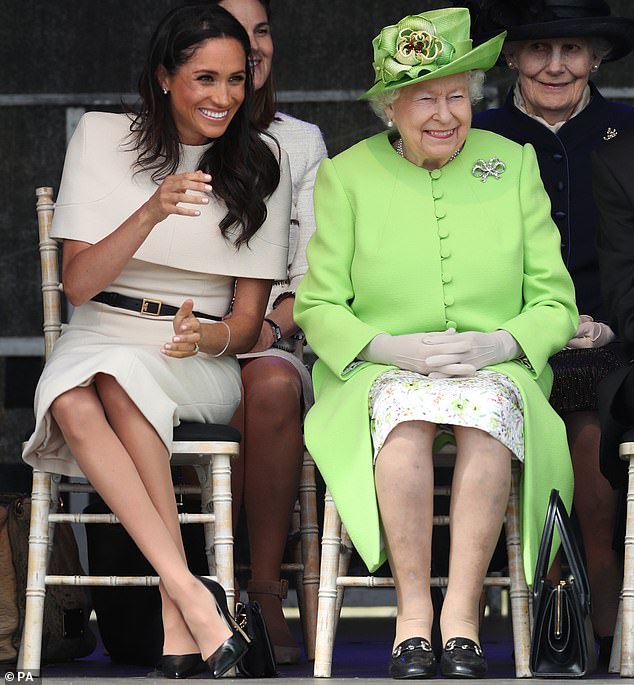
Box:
[498,144,578,375]
[295,158,384,379]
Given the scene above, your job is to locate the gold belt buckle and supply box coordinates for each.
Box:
[141,298,162,316]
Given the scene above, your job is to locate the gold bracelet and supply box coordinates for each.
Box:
[210,321,231,357]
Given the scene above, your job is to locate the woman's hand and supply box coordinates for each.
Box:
[425,330,521,374]
[142,170,213,226]
[248,320,277,354]
[359,330,474,377]
[161,299,201,358]
[566,314,615,349]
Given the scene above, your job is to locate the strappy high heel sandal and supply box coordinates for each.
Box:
[196,576,251,678]
[247,579,301,664]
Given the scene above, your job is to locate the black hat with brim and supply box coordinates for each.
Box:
[466,0,634,62]
[505,17,634,61]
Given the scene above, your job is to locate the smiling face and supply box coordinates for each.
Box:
[158,36,247,145]
[219,0,273,92]
[508,37,597,125]
[385,72,472,170]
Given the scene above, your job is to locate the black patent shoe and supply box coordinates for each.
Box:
[389,637,437,679]
[197,576,251,678]
[160,653,206,679]
[440,637,487,678]
[206,631,250,678]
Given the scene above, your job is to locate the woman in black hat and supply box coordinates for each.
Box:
[469,0,634,663]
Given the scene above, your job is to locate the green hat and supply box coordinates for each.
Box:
[360,7,506,100]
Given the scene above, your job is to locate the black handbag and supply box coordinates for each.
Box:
[235,600,278,678]
[529,490,597,677]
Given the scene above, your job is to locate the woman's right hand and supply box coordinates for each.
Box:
[141,170,213,226]
[359,331,475,377]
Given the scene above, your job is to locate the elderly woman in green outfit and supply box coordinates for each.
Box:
[295,8,577,680]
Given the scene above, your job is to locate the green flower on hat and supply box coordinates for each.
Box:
[373,16,455,86]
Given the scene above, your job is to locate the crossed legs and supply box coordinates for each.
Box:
[51,374,230,660]
[374,421,511,648]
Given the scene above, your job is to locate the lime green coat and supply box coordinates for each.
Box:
[294,129,578,586]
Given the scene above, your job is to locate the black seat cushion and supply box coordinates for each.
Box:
[173,422,241,443]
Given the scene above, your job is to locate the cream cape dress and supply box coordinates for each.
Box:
[22,112,291,478]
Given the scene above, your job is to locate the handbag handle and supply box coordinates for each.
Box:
[533,489,591,611]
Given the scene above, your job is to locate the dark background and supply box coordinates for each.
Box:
[1,0,634,465]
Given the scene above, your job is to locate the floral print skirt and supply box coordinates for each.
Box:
[368,369,525,463]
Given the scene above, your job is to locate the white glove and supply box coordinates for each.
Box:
[359,330,476,377]
[567,315,615,349]
[425,330,521,374]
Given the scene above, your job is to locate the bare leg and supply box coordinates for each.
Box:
[565,411,620,638]
[374,421,436,648]
[440,427,511,644]
[93,373,195,656]
[51,381,230,660]
[241,357,303,650]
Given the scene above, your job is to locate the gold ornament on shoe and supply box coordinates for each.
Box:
[603,127,618,141]
[471,158,506,183]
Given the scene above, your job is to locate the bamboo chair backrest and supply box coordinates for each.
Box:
[35,187,61,360]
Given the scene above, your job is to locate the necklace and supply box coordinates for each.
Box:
[395,138,463,164]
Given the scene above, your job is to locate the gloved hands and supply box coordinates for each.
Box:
[425,330,521,377]
[359,330,476,377]
[566,315,615,349]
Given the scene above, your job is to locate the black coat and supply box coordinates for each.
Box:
[474,83,634,320]
[593,125,634,487]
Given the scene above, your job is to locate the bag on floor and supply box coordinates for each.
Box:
[235,600,277,677]
[529,489,597,677]
[0,494,96,664]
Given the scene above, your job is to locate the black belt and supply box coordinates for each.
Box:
[91,291,221,321]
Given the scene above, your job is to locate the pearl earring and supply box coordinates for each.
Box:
[507,61,515,69]
[162,87,168,95]
[591,64,599,72]
[387,119,394,128]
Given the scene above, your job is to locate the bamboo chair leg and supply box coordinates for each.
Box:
[335,526,353,621]
[610,595,623,673]
[506,461,531,678]
[210,454,235,608]
[620,449,634,676]
[193,463,216,578]
[314,489,343,677]
[299,451,320,660]
[17,470,52,676]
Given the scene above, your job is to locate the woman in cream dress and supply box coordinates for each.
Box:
[22,5,290,680]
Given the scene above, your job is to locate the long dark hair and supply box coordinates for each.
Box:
[131,4,280,247]
[193,0,278,128]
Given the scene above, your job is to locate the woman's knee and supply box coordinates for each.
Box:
[51,386,102,436]
[242,358,302,415]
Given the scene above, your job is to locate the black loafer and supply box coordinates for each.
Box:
[440,637,487,678]
[389,637,437,679]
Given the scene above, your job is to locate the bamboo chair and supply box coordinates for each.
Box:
[18,187,241,676]
[607,429,634,676]
[283,449,320,660]
[313,450,531,678]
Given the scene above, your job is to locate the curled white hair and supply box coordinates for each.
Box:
[368,70,486,127]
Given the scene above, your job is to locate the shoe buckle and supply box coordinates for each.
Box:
[392,639,431,658]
